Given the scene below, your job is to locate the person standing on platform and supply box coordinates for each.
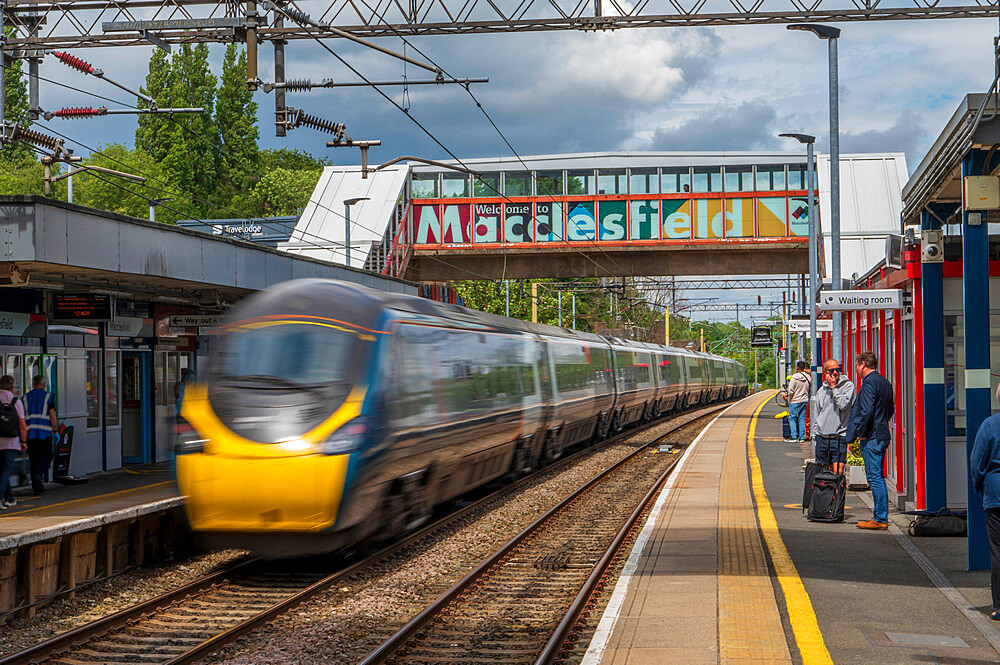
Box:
[970,383,1000,620]
[783,361,812,442]
[23,375,59,496]
[810,359,855,476]
[846,351,895,531]
[0,375,27,509]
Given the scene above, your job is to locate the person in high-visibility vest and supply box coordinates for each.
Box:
[23,375,58,495]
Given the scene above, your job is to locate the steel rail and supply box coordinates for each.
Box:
[356,401,729,665]
[1,401,730,665]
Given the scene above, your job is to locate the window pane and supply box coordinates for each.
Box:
[474,173,501,197]
[630,168,658,195]
[567,170,595,195]
[504,171,531,197]
[661,168,690,194]
[411,173,437,198]
[597,169,626,195]
[441,173,469,198]
[86,350,99,428]
[537,171,564,196]
[724,166,753,192]
[105,350,119,426]
[788,164,807,190]
[756,165,785,191]
[693,167,721,193]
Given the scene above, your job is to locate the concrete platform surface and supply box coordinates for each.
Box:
[0,464,180,547]
[583,390,1000,665]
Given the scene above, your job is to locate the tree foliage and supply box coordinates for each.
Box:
[0,45,324,225]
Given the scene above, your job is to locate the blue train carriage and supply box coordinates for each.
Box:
[174,279,748,556]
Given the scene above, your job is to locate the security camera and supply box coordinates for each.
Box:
[922,229,944,263]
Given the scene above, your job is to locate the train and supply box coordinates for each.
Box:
[174,278,749,556]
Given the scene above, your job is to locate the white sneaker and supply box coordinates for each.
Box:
[2,499,15,508]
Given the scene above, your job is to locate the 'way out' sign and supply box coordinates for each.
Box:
[820,289,903,311]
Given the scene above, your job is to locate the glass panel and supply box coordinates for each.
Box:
[86,350,99,428]
[724,166,753,193]
[597,169,626,195]
[105,350,119,427]
[693,199,724,238]
[503,171,531,197]
[661,168,691,194]
[789,198,810,237]
[724,199,754,238]
[441,173,470,198]
[756,165,785,191]
[692,167,721,193]
[473,173,501,197]
[567,170,596,195]
[536,171,564,196]
[788,164,807,190]
[661,199,692,239]
[166,352,179,413]
[155,351,165,406]
[217,323,358,385]
[757,197,788,237]
[629,200,659,239]
[629,168,658,195]
[410,173,438,198]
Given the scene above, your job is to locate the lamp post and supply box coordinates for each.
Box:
[788,22,842,364]
[780,132,819,394]
[343,197,369,268]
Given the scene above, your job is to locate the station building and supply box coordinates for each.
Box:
[283,150,907,281]
[839,93,1000,568]
[0,196,414,479]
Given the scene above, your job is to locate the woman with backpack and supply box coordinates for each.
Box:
[0,375,27,509]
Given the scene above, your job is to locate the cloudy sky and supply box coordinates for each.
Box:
[26,16,1000,169]
[21,15,1000,326]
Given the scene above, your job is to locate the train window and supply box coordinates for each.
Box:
[390,325,441,428]
[217,323,357,386]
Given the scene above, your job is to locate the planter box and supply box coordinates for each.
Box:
[848,465,869,490]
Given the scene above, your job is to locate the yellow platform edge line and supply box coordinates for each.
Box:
[2,480,174,519]
[747,393,835,665]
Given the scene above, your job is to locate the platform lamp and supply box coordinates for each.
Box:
[149,198,173,223]
[343,197,369,268]
[787,22,842,365]
[779,132,819,395]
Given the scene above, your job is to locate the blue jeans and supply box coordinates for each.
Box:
[0,449,18,504]
[788,402,807,440]
[861,439,890,523]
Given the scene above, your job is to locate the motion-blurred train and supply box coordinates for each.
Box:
[175,279,748,555]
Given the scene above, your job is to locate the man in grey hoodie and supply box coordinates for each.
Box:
[811,358,856,474]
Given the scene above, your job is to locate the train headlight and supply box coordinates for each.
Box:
[174,422,208,455]
[320,417,368,455]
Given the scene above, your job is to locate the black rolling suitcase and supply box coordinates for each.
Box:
[802,460,823,512]
[807,470,846,523]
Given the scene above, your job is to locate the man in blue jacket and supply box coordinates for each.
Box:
[970,383,1000,621]
[846,350,895,530]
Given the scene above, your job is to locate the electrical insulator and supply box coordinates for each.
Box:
[53,51,95,74]
[280,5,313,25]
[284,79,313,92]
[294,111,346,137]
[53,106,107,118]
[10,124,60,150]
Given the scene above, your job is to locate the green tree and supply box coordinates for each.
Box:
[135,48,174,163]
[259,148,328,172]
[246,167,320,216]
[74,144,161,219]
[214,44,258,199]
[2,29,32,161]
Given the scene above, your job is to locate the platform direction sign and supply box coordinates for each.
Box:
[820,289,903,311]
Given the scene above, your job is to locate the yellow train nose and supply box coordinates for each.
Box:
[177,452,350,532]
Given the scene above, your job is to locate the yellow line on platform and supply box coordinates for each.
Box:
[0,481,174,519]
[748,395,835,665]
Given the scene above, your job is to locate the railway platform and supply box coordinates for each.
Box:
[0,464,185,619]
[583,390,1000,665]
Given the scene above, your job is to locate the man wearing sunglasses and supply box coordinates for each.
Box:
[810,359,856,476]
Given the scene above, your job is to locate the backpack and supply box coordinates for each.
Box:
[807,470,846,523]
[0,397,20,438]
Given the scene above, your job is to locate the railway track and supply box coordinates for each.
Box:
[357,403,727,665]
[1,402,732,665]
